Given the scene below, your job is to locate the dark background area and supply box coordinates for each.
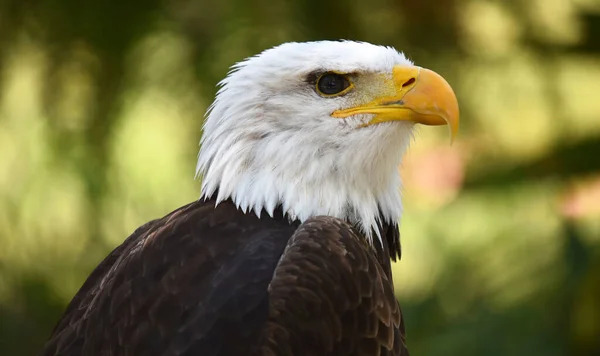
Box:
[0,0,599,355]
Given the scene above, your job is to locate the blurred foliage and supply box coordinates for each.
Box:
[0,0,599,355]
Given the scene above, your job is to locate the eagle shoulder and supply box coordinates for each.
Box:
[259,216,408,356]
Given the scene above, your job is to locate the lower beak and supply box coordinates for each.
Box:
[331,65,460,141]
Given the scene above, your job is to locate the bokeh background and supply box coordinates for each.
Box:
[1,0,599,355]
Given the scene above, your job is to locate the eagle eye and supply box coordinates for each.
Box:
[316,72,352,96]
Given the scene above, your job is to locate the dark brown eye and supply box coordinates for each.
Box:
[316,73,351,96]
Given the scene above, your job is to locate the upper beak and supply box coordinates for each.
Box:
[331,65,460,141]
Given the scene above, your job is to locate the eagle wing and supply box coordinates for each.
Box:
[260,216,408,356]
[40,201,407,356]
[40,200,298,356]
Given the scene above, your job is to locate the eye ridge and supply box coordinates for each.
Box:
[316,72,352,96]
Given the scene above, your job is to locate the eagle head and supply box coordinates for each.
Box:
[196,41,459,244]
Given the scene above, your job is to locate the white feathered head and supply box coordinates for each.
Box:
[197,41,459,244]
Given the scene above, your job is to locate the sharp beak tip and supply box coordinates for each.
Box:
[401,66,460,142]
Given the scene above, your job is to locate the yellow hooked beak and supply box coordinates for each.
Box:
[332,65,460,141]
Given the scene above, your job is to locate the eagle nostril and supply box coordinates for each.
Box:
[402,77,416,88]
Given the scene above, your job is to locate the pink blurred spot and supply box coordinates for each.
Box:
[561,176,600,219]
[402,145,466,207]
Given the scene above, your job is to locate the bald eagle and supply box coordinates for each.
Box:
[40,41,459,356]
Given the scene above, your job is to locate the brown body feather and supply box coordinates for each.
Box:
[39,198,408,356]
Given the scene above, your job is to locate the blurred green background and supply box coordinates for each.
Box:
[1,0,599,355]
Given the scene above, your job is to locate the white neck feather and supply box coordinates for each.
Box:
[197,120,411,244]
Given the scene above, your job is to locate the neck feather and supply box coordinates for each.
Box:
[197,122,412,246]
